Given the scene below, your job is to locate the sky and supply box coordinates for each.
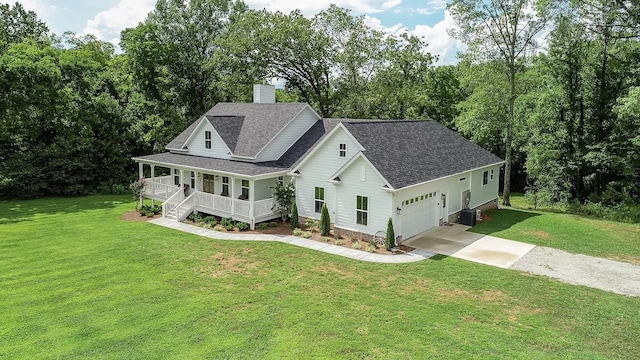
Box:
[2,0,465,64]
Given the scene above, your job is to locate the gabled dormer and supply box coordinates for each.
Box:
[164,84,321,163]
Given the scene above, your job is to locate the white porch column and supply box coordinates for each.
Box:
[180,169,186,195]
[138,162,144,208]
[249,179,255,230]
[151,165,156,207]
[230,176,235,216]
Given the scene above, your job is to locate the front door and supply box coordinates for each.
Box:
[441,193,448,221]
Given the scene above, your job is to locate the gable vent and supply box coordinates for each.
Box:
[253,84,276,103]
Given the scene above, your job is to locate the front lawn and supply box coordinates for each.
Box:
[471,194,640,264]
[1,196,639,359]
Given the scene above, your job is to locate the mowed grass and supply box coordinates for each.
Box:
[470,194,640,264]
[1,196,639,359]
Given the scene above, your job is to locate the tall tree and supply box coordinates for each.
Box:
[448,0,554,205]
[216,5,383,117]
[121,0,247,151]
[0,2,48,54]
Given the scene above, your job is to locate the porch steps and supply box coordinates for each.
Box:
[165,208,178,221]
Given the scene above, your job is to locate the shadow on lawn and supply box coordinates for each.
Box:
[469,208,540,235]
[0,195,130,224]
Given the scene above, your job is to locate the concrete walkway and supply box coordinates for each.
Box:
[149,218,436,263]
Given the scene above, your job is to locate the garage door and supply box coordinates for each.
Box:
[402,191,439,239]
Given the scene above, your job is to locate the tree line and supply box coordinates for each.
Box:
[0,0,638,217]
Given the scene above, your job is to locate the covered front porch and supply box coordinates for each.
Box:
[136,162,285,229]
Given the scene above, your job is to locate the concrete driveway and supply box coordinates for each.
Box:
[403,224,535,268]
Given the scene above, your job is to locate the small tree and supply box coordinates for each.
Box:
[272,180,295,222]
[129,178,145,210]
[290,201,299,229]
[385,217,395,251]
[319,203,330,236]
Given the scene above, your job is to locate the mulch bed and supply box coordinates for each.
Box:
[120,210,160,222]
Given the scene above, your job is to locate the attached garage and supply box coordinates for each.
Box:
[401,191,439,239]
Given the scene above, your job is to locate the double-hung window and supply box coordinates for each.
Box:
[356,195,368,226]
[339,143,346,157]
[482,171,489,186]
[241,180,250,199]
[204,131,212,149]
[173,169,180,186]
[221,176,230,196]
[314,187,325,213]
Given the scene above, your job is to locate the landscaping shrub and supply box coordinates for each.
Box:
[203,216,217,225]
[139,204,161,215]
[292,228,303,236]
[290,202,299,229]
[385,217,395,251]
[257,223,268,230]
[302,232,312,239]
[319,203,330,236]
[304,218,317,229]
[221,217,234,227]
[351,241,362,250]
[268,221,279,228]
[225,224,235,231]
[235,222,249,231]
[335,239,345,246]
[367,244,376,253]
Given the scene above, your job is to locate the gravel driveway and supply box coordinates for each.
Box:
[510,246,640,297]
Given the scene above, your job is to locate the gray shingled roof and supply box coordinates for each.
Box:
[206,115,243,153]
[165,118,202,150]
[342,120,503,189]
[132,152,288,176]
[134,119,338,177]
[206,103,309,157]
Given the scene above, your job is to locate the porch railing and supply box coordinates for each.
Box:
[255,198,275,218]
[143,176,179,201]
[162,190,184,217]
[176,193,197,222]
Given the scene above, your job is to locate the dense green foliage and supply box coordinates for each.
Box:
[385,217,395,251]
[290,201,299,229]
[319,203,330,236]
[1,196,639,358]
[0,0,638,215]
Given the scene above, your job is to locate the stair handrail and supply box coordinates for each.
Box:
[176,192,197,222]
[162,190,184,217]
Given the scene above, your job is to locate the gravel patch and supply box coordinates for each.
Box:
[510,246,640,297]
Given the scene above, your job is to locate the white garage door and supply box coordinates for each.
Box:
[402,192,439,239]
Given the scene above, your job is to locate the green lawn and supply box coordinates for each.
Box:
[471,194,640,264]
[1,196,639,359]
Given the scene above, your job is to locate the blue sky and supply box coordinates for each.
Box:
[2,0,463,63]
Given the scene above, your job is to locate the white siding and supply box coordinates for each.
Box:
[392,164,501,238]
[334,157,392,235]
[469,165,500,208]
[185,119,232,159]
[256,107,319,162]
[254,178,277,200]
[295,127,362,221]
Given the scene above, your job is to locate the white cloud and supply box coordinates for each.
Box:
[381,0,402,10]
[244,0,394,15]
[1,0,56,23]
[82,0,155,42]
[410,10,466,65]
[364,10,465,65]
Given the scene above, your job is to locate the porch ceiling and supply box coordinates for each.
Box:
[133,152,288,177]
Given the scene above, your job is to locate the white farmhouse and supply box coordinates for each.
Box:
[133,85,503,240]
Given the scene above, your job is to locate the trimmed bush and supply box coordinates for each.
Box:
[221,217,234,227]
[385,217,396,251]
[235,222,249,231]
[292,228,303,236]
[257,223,268,230]
[268,221,278,228]
[319,203,330,236]
[351,241,362,250]
[203,216,217,225]
[290,202,299,229]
